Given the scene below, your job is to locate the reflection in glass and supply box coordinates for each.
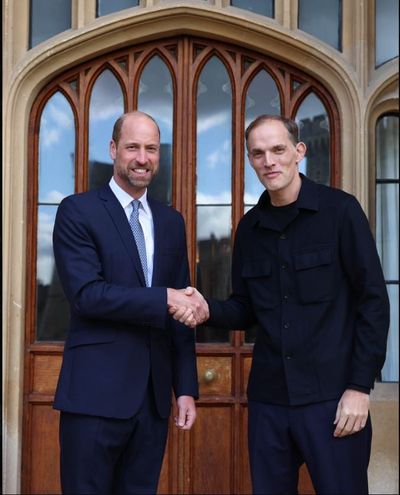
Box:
[298,0,342,50]
[382,285,399,381]
[138,56,174,204]
[196,206,232,343]
[231,0,273,17]
[36,206,69,340]
[376,184,399,281]
[196,57,232,343]
[244,70,281,205]
[376,116,399,179]
[39,92,75,203]
[197,57,232,204]
[375,0,399,67]
[88,70,124,190]
[295,92,330,185]
[30,0,71,48]
[375,114,399,381]
[97,0,139,17]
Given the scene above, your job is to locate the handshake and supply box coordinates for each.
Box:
[167,287,209,328]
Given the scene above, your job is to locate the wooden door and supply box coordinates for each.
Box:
[23,36,339,494]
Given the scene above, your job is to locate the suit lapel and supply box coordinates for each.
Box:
[98,185,146,286]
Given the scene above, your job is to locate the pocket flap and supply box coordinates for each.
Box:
[242,260,272,278]
[294,248,332,270]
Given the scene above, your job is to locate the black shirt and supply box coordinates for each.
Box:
[208,175,390,406]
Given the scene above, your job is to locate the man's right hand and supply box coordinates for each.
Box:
[167,287,209,327]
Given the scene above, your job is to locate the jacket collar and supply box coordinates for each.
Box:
[252,174,320,230]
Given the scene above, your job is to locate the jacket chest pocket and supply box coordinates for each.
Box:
[242,260,279,310]
[294,248,334,303]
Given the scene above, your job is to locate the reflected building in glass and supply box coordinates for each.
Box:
[298,114,330,186]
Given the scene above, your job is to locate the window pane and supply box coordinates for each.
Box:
[36,206,69,341]
[375,0,399,67]
[97,0,139,17]
[244,70,281,205]
[381,284,399,381]
[376,116,399,179]
[197,57,232,204]
[30,0,71,48]
[39,92,75,203]
[298,0,342,50]
[138,56,173,204]
[196,57,232,343]
[376,183,399,281]
[196,206,232,343]
[88,70,124,190]
[231,0,273,17]
[376,114,399,383]
[295,92,330,185]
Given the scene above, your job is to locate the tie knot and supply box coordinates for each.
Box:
[131,199,141,213]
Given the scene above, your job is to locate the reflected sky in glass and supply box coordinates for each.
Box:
[39,92,75,203]
[89,69,124,167]
[376,183,399,281]
[138,56,173,204]
[298,0,341,50]
[296,92,330,185]
[231,0,273,17]
[197,57,232,205]
[375,0,399,67]
[244,70,281,205]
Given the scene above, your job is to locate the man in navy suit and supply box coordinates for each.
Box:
[53,111,207,494]
[174,115,389,494]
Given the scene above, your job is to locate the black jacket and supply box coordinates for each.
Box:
[208,175,389,406]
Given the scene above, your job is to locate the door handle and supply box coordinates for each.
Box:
[204,369,217,382]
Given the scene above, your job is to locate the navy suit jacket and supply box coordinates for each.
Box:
[53,184,198,419]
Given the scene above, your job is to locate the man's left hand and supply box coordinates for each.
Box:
[333,389,369,437]
[175,395,197,430]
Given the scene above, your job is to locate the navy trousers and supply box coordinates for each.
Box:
[59,384,169,495]
[248,399,372,495]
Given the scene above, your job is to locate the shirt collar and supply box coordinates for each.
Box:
[252,174,320,228]
[109,177,151,214]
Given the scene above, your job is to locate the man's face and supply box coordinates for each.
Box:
[110,114,160,198]
[247,120,306,201]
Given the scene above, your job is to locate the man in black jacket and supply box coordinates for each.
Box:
[172,115,389,494]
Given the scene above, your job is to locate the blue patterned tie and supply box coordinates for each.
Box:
[129,200,149,286]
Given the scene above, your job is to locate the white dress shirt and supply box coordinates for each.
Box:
[109,177,154,286]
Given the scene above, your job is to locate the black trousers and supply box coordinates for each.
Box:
[59,385,169,495]
[248,399,372,495]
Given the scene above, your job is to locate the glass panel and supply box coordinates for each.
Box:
[298,0,342,50]
[88,70,124,190]
[97,0,139,17]
[138,56,173,204]
[381,284,399,381]
[36,206,69,341]
[38,92,75,203]
[376,116,399,179]
[30,0,71,48]
[375,0,399,67]
[231,0,273,17]
[197,57,232,204]
[196,206,232,343]
[376,183,399,281]
[196,57,232,343]
[295,92,330,185]
[244,70,281,205]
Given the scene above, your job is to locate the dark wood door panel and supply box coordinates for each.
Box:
[189,405,234,494]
